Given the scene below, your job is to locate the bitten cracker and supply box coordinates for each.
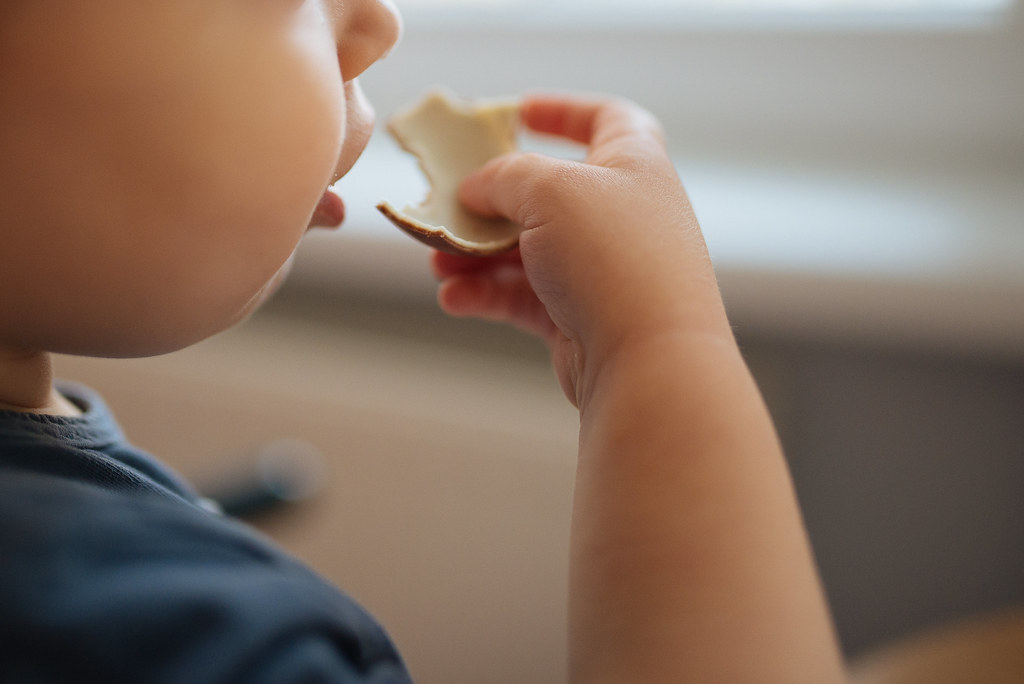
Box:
[376,90,522,256]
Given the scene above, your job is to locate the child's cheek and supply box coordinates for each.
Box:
[102,6,346,353]
[2,2,349,358]
[152,49,344,346]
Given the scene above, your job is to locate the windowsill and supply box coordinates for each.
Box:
[289,137,1024,360]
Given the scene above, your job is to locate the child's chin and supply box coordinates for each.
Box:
[74,258,297,359]
[161,257,296,355]
[245,256,295,313]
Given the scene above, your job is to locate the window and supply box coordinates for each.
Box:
[397,0,1015,29]
[366,0,1022,163]
[312,0,1023,333]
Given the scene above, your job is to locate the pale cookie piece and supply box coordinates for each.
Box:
[376,90,522,256]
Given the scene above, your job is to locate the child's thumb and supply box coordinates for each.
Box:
[458,152,569,232]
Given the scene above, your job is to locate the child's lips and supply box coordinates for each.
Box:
[308,187,346,230]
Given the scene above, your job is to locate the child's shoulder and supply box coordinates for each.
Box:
[0,387,412,682]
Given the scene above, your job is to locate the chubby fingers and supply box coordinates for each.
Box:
[430,248,523,279]
[522,94,670,169]
[458,94,672,223]
[457,150,579,228]
[432,250,559,341]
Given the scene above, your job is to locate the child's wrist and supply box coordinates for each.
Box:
[574,320,739,418]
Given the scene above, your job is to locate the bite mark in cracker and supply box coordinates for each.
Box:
[376,90,522,256]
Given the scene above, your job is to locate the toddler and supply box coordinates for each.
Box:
[1,0,844,680]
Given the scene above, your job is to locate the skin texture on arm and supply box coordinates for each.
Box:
[434,95,846,682]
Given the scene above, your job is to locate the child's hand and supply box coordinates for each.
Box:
[435,95,845,681]
[432,94,730,407]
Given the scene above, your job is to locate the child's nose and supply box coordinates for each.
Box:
[335,0,402,83]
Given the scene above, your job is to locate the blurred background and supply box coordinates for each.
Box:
[58,0,1024,681]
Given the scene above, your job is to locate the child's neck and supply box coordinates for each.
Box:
[0,346,81,416]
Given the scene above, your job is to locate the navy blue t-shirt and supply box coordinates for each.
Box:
[0,382,411,683]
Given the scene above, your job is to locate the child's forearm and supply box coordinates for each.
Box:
[569,332,845,683]
[431,92,845,679]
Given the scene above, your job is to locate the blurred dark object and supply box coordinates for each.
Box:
[202,439,326,519]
